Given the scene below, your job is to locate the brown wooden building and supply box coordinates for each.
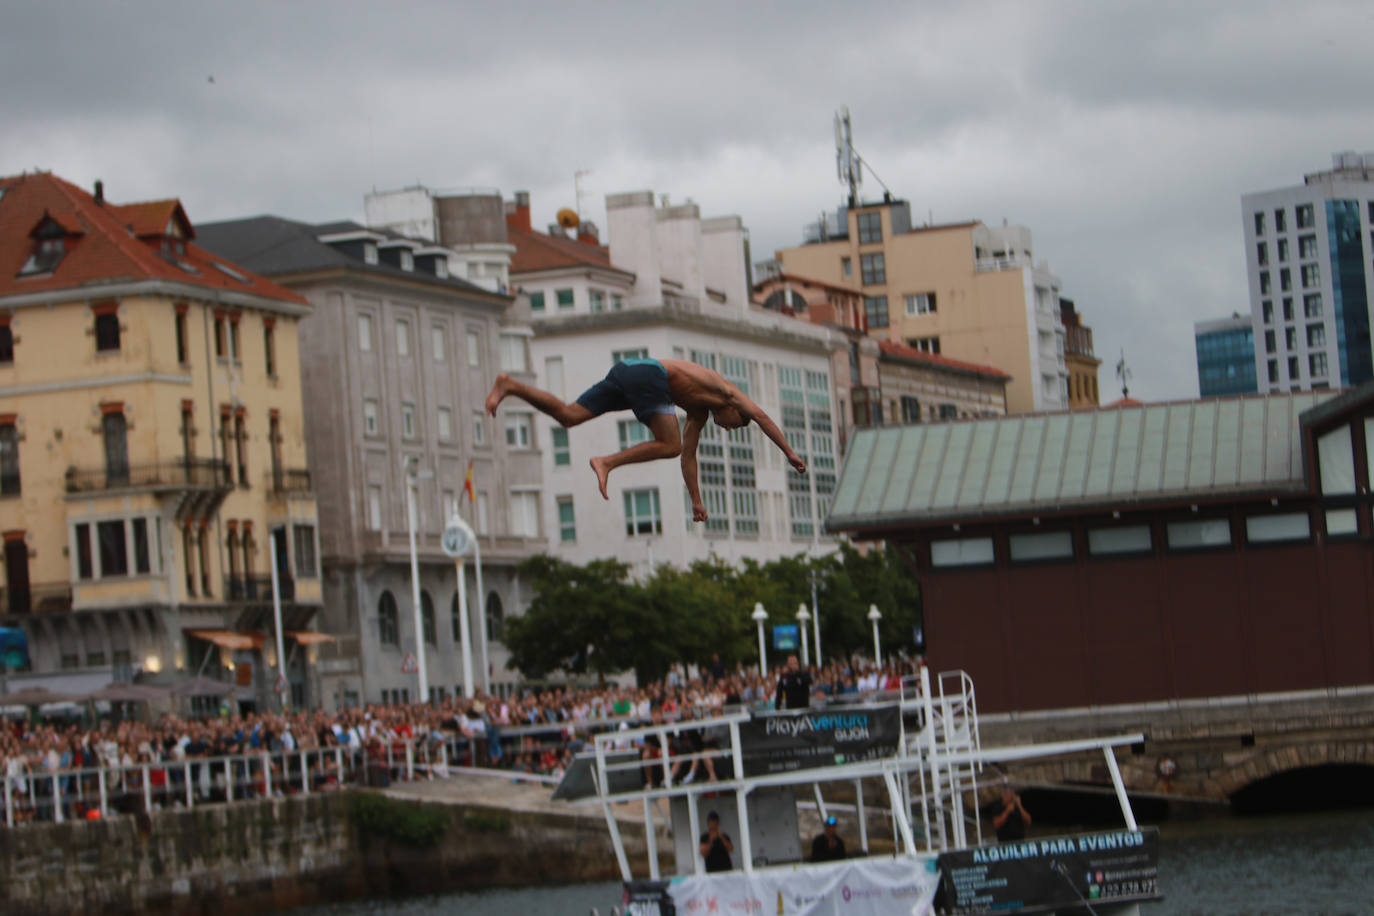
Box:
[827,387,1374,713]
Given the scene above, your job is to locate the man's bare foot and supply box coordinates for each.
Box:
[590,456,611,499]
[485,374,512,416]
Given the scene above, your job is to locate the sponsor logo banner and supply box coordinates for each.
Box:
[739,706,902,777]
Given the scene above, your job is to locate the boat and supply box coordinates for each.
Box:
[553,667,1161,915]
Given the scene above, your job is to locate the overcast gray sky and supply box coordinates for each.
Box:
[4,1,1372,400]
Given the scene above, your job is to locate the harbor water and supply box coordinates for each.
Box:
[284,808,1374,915]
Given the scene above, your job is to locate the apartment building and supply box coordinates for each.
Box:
[776,197,1077,414]
[0,172,322,707]
[1242,152,1374,392]
[198,216,535,704]
[1195,314,1259,398]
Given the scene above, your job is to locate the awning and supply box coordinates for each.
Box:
[186,629,264,651]
[287,631,337,646]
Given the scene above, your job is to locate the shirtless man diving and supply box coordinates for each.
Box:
[485,357,806,522]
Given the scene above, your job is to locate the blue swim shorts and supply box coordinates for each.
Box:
[575,358,678,426]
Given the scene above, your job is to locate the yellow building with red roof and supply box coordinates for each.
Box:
[0,171,322,706]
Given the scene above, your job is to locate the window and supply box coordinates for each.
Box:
[899,396,921,423]
[1283,297,1294,321]
[363,243,378,265]
[466,330,481,367]
[363,399,379,436]
[1256,242,1268,266]
[1261,301,1273,323]
[432,325,446,362]
[930,537,994,567]
[863,296,889,328]
[1301,263,1321,288]
[911,336,941,355]
[378,592,399,645]
[1246,512,1310,543]
[401,402,417,439]
[1307,324,1325,347]
[0,423,19,495]
[623,487,662,536]
[367,485,383,530]
[1253,211,1265,235]
[421,591,436,645]
[856,211,882,244]
[589,290,605,312]
[840,257,852,278]
[472,410,487,445]
[173,310,188,364]
[97,520,128,577]
[939,403,958,419]
[477,491,489,535]
[557,496,576,542]
[233,413,248,485]
[612,294,624,310]
[1295,203,1314,229]
[545,356,565,398]
[1277,238,1288,262]
[1267,360,1278,383]
[95,312,120,351]
[904,292,936,315]
[1087,525,1151,556]
[1274,208,1286,232]
[442,489,457,521]
[1009,531,1073,562]
[229,318,241,361]
[618,420,649,450]
[451,593,464,643]
[486,593,504,643]
[499,334,527,372]
[437,407,452,441]
[1288,356,1299,378]
[529,291,545,312]
[1310,352,1328,377]
[556,288,574,309]
[505,413,532,448]
[612,348,649,364]
[133,518,150,574]
[860,252,885,285]
[1279,267,1290,292]
[1166,519,1231,549]
[1264,330,1276,354]
[1259,271,1270,295]
[1299,234,1317,259]
[1284,327,1297,350]
[75,523,93,579]
[552,427,570,466]
[510,491,540,537]
[219,412,234,483]
[1304,293,1323,318]
[264,322,276,376]
[358,314,373,351]
[212,314,226,357]
[396,319,411,356]
[1327,508,1358,537]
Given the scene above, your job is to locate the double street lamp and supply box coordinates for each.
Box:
[751,602,769,677]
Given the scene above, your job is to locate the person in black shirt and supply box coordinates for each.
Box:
[810,816,847,862]
[993,786,1031,842]
[774,655,812,710]
[699,811,734,872]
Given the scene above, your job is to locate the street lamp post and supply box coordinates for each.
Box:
[867,604,883,669]
[402,456,433,704]
[808,569,822,665]
[796,603,812,667]
[752,602,769,678]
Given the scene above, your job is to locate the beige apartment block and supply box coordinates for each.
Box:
[0,172,321,707]
[776,198,1075,414]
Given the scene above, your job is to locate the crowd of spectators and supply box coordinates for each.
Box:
[1,656,919,824]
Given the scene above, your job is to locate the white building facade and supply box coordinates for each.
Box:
[1242,152,1374,393]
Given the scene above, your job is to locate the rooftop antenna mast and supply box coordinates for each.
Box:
[1115,349,1133,399]
[834,107,891,209]
[574,169,592,221]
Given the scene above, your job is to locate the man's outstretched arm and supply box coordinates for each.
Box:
[730,391,806,474]
[681,412,709,521]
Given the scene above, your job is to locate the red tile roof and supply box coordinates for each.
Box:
[753,271,863,297]
[877,339,1012,381]
[0,171,307,306]
[506,221,630,276]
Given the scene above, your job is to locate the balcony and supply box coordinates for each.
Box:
[974,254,1030,273]
[66,459,232,494]
[1,582,73,616]
[267,468,312,496]
[224,575,295,603]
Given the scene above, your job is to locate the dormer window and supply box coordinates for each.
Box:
[19,216,73,276]
[364,243,378,264]
[400,250,414,272]
[434,259,448,279]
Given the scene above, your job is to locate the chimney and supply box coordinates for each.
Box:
[94,179,104,205]
[577,220,600,247]
[508,190,531,232]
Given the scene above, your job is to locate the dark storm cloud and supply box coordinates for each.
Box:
[3,0,1372,399]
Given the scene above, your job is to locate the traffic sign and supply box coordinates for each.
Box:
[401,652,419,674]
[442,515,476,558]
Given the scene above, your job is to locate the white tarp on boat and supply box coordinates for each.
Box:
[666,855,939,916]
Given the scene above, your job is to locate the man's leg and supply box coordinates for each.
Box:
[485,373,594,426]
[589,413,682,499]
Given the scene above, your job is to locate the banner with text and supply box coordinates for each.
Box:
[739,706,902,777]
[936,827,1161,914]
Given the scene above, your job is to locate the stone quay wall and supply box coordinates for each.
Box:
[0,791,641,916]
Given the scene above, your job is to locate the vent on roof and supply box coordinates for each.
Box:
[213,262,250,283]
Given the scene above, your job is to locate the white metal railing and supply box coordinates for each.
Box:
[974,255,1029,273]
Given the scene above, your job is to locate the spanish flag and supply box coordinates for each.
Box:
[463,459,476,504]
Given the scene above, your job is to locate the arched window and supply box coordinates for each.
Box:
[378,590,399,645]
[451,593,463,644]
[421,590,436,646]
[486,592,504,643]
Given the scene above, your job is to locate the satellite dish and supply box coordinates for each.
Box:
[556,208,580,229]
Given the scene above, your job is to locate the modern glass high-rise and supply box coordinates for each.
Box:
[1242,152,1374,392]
[1194,315,1258,397]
